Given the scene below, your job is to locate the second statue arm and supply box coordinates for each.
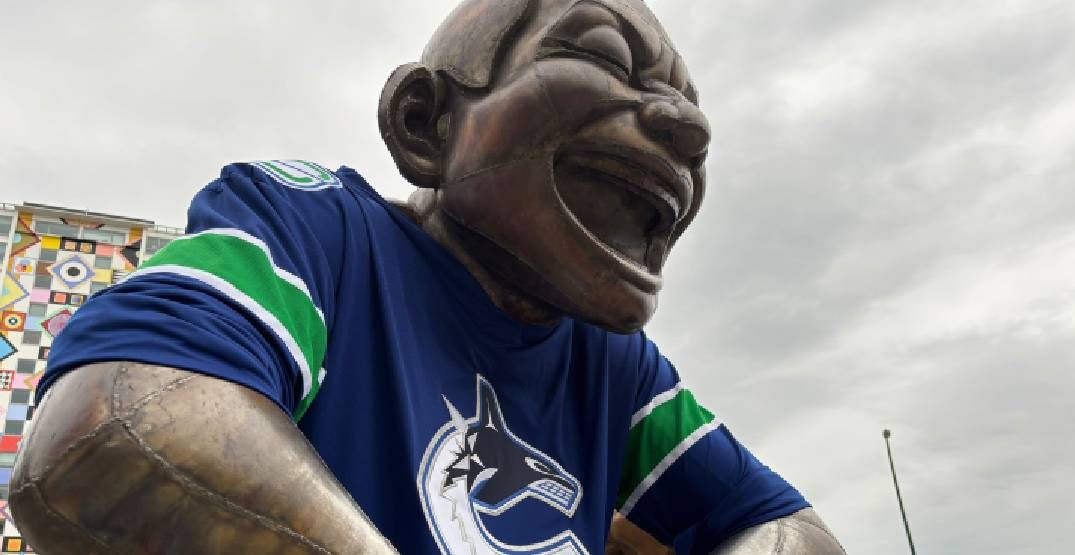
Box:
[10,361,396,554]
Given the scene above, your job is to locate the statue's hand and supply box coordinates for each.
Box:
[605,512,674,555]
[711,508,846,555]
[605,508,846,555]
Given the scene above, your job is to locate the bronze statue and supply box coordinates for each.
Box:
[11,1,845,553]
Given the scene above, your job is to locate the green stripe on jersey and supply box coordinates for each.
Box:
[140,231,326,420]
[616,388,716,511]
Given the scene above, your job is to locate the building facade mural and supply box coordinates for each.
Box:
[0,203,180,554]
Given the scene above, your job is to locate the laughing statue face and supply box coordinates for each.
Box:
[379,0,709,333]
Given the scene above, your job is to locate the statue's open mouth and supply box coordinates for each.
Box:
[554,146,688,274]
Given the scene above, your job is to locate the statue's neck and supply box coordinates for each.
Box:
[398,189,561,326]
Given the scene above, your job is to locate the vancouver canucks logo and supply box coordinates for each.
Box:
[418,376,588,554]
[252,159,342,190]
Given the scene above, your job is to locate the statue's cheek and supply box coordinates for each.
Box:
[534,59,639,126]
[446,74,558,177]
[445,61,643,179]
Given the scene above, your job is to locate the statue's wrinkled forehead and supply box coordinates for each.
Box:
[421,0,532,89]
[546,0,694,98]
[421,0,690,97]
[590,0,668,65]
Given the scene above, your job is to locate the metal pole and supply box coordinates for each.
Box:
[883,429,917,555]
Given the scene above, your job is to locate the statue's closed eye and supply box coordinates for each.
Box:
[541,1,635,81]
[540,32,632,81]
[576,26,633,74]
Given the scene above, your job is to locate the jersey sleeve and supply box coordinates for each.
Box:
[36,160,356,420]
[614,333,809,553]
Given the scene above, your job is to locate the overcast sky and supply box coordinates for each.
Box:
[3,1,1073,553]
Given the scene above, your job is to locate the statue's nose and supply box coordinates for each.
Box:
[639,85,710,161]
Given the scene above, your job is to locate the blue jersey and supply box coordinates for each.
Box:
[39,160,807,554]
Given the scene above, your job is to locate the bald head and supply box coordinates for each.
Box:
[421,0,533,90]
[420,0,692,100]
[380,0,710,331]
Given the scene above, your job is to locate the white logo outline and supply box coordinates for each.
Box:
[417,375,589,555]
[252,159,342,190]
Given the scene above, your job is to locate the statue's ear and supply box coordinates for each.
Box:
[378,63,448,188]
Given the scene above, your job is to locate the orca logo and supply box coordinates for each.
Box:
[418,376,588,554]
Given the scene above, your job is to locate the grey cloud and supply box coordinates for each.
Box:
[3,1,1073,553]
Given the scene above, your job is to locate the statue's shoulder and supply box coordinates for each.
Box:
[202,159,401,246]
[195,159,379,234]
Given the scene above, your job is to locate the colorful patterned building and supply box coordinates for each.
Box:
[0,202,181,553]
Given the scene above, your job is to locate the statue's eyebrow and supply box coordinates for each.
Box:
[617,7,697,103]
[548,0,696,101]
[592,0,662,67]
[548,0,661,67]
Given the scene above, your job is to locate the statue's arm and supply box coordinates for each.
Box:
[709,508,846,555]
[10,361,395,554]
[608,508,845,554]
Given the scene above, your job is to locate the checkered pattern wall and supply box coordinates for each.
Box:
[0,210,159,554]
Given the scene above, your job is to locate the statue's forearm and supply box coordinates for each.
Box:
[608,508,844,555]
[11,362,395,554]
[711,508,845,555]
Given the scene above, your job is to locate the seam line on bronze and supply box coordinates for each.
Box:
[788,513,846,553]
[109,361,127,415]
[774,518,787,555]
[119,407,333,554]
[21,418,114,485]
[112,363,196,413]
[447,153,546,184]
[18,482,120,554]
[25,364,327,553]
[117,375,199,418]
[26,366,197,485]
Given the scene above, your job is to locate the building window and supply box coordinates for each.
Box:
[144,236,172,256]
[81,228,126,245]
[30,220,131,244]
[33,221,79,237]
[0,215,12,234]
